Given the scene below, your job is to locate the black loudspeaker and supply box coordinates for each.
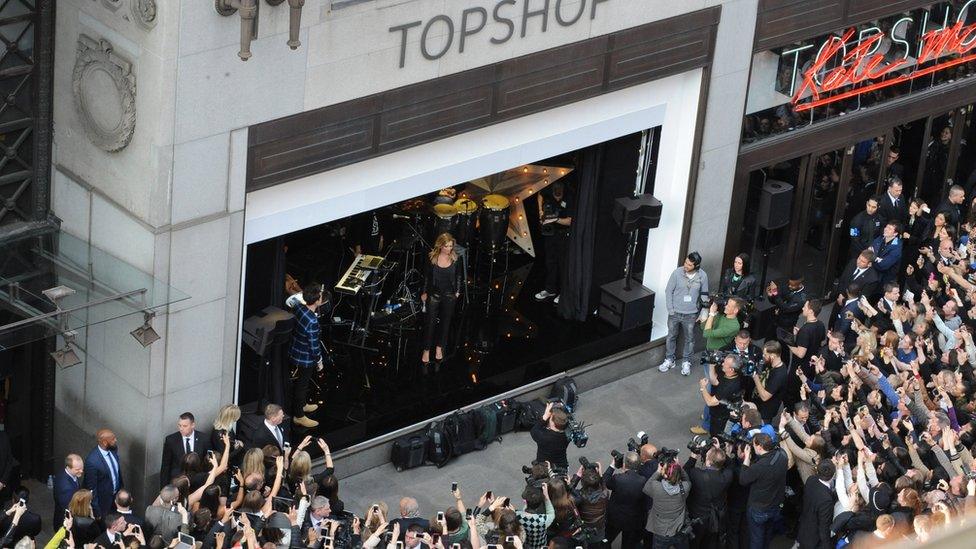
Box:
[242,306,295,357]
[757,180,794,230]
[613,194,663,233]
[598,279,656,331]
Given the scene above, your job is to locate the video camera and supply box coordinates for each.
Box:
[548,397,589,448]
[700,349,760,377]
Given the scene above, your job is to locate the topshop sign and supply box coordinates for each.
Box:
[389,0,611,68]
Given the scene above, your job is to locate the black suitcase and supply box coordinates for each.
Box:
[496,400,519,434]
[549,377,579,412]
[391,434,428,472]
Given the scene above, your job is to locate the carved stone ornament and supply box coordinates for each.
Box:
[72,35,137,153]
[101,0,123,12]
[130,0,158,30]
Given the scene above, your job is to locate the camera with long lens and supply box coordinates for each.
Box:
[687,435,711,455]
[627,431,649,452]
[719,395,746,423]
[610,449,624,469]
[656,447,679,464]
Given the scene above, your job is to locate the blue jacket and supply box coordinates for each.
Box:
[870,236,902,283]
[84,447,123,517]
[52,468,81,526]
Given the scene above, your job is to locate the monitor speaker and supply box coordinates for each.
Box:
[242,306,295,357]
[613,194,663,234]
[757,180,794,230]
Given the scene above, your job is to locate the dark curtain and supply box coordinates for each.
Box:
[558,145,603,321]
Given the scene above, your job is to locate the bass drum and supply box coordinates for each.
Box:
[453,197,479,246]
[430,203,458,242]
[479,194,510,249]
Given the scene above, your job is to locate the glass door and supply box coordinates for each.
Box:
[790,147,847,297]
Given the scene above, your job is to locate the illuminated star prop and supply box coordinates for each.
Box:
[460,165,574,257]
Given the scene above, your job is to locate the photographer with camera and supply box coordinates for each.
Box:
[684,445,732,549]
[531,402,571,472]
[697,354,745,436]
[739,433,788,549]
[603,452,647,548]
[571,459,609,547]
[729,408,777,444]
[642,456,691,549]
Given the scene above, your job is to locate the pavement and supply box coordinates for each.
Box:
[339,346,710,545]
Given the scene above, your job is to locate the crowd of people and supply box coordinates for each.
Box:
[7,189,976,549]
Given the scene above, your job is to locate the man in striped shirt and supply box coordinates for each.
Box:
[289,284,325,429]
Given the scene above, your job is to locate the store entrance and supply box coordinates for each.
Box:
[740,105,976,298]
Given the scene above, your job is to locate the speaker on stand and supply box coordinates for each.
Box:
[598,194,662,331]
[755,180,794,289]
[242,306,295,414]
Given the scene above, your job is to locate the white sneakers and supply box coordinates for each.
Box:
[534,290,560,303]
[658,358,692,375]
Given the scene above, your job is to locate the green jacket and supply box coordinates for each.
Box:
[703,314,740,350]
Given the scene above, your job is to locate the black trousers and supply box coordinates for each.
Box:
[292,364,313,416]
[543,232,569,293]
[423,293,457,351]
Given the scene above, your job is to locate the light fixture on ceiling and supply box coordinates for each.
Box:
[130,311,161,348]
[51,331,82,369]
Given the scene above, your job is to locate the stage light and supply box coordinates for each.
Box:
[130,311,161,347]
[51,331,82,369]
[523,167,528,172]
[543,169,548,174]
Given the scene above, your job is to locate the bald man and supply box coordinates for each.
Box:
[84,429,123,517]
[389,496,429,542]
[53,454,83,527]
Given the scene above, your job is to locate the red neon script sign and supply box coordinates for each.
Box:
[792,21,976,112]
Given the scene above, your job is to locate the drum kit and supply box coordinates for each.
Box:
[393,191,512,251]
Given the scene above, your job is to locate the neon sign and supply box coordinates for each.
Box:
[789,2,976,112]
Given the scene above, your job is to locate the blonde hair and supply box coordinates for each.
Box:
[242,448,265,480]
[213,404,241,431]
[68,489,93,518]
[365,501,389,532]
[429,233,458,263]
[289,450,312,482]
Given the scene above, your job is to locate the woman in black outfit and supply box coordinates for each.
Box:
[719,253,759,301]
[421,232,462,365]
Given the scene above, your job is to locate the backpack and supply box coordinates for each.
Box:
[425,420,452,467]
[477,404,503,447]
[444,411,484,455]
[517,398,548,431]
[391,434,428,472]
[548,377,579,412]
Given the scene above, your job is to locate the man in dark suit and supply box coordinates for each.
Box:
[115,489,144,530]
[767,275,808,331]
[937,184,966,234]
[389,497,429,542]
[797,461,836,549]
[0,488,42,544]
[160,412,210,489]
[603,452,648,549]
[249,404,289,451]
[836,284,865,352]
[876,179,908,228]
[53,454,84,527]
[84,429,123,517]
[94,512,128,548]
[829,251,879,327]
[847,197,881,260]
[869,222,903,285]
